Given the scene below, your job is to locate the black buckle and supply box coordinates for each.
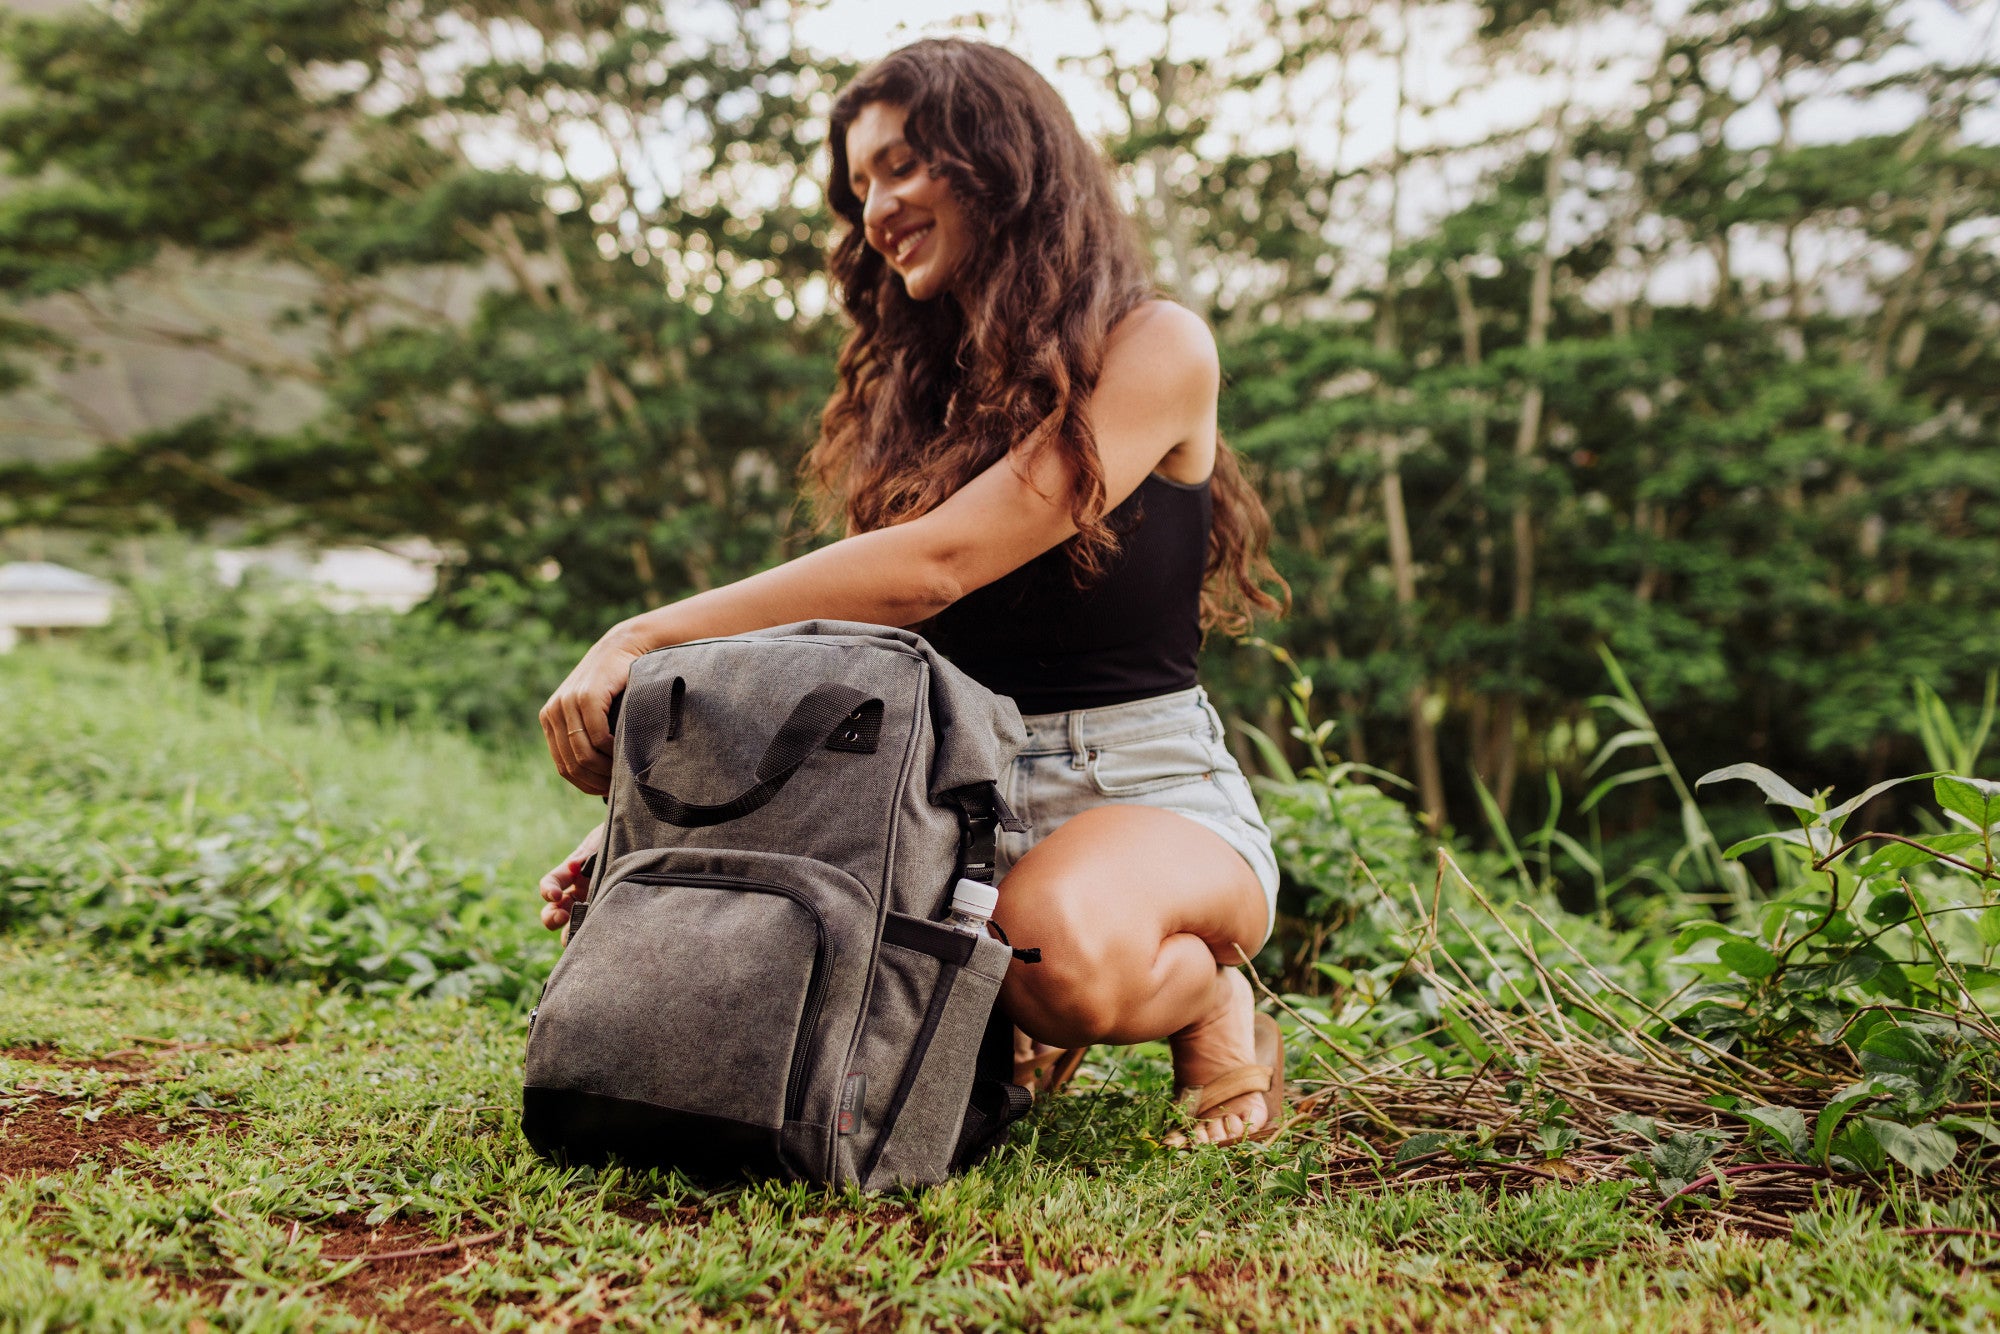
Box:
[950,786,1001,883]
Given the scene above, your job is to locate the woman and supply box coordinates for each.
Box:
[536,39,1287,1145]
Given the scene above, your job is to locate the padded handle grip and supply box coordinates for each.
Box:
[633,681,876,828]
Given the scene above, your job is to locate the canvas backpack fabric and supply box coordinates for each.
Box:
[521,620,1036,1189]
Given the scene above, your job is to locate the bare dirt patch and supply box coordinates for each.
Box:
[1,1044,156,1074]
[0,1095,169,1176]
[306,1214,510,1333]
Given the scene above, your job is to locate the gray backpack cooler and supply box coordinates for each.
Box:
[522,620,1036,1188]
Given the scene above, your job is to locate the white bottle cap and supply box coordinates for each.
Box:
[950,878,999,919]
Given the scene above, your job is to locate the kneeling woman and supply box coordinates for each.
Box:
[536,38,1288,1145]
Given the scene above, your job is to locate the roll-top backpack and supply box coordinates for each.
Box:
[522,620,1037,1189]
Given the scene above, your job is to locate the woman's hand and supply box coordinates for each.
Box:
[540,628,643,795]
[538,822,607,931]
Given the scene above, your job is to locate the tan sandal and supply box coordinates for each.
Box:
[1164,1012,1286,1148]
[1014,1043,1089,1098]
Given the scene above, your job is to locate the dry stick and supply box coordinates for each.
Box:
[1901,894,2000,1047]
[1438,853,1578,1041]
[1513,902,1779,1089]
[1422,942,1531,1064]
[1655,1163,1833,1211]
[1816,832,1996,882]
[1443,908,1568,1048]
[1542,965,1705,1076]
[322,1227,509,1265]
[1897,1227,2000,1242]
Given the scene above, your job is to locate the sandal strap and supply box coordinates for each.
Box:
[1178,1064,1273,1118]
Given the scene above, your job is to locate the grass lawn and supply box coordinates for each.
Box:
[5,647,2000,1330]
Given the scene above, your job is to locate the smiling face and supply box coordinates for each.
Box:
[843,101,970,303]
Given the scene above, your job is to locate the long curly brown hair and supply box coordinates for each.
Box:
[806,38,1283,634]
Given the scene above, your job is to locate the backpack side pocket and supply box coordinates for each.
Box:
[851,915,1013,1190]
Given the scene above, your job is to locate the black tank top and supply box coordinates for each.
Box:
[923,472,1211,715]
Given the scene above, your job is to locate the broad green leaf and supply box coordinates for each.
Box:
[1864,891,1912,926]
[1673,921,1737,952]
[1832,1119,1887,1173]
[1739,1105,1810,1157]
[1856,831,1981,878]
[1788,997,1848,1044]
[1609,1111,1660,1144]
[1861,1117,1957,1176]
[1980,907,2000,949]
[1935,775,2000,831]
[1814,1080,1887,1164]
[1857,1025,1942,1083]
[1717,939,1779,979]
[1820,773,1942,829]
[1721,829,1814,860]
[1651,1130,1719,1185]
[1696,763,1815,812]
[1961,967,2000,993]
[1395,1131,1454,1164]
[1939,1115,2000,1146]
[1537,1124,1581,1157]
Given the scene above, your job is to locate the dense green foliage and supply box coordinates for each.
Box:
[102,556,588,737]
[0,645,584,1003]
[0,0,1996,853]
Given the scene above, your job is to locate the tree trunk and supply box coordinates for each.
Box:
[1372,0,1445,829]
[1489,115,1566,819]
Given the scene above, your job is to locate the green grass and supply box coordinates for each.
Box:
[6,645,2000,1330]
[4,941,1998,1331]
[0,642,588,889]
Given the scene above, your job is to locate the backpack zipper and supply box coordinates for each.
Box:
[626,871,831,1123]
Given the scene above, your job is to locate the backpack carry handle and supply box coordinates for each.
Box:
[632,680,881,828]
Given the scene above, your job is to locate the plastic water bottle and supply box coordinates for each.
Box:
[944,878,998,935]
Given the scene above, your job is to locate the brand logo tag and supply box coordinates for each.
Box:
[837,1072,866,1135]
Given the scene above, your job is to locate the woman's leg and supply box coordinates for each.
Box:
[991,803,1273,1142]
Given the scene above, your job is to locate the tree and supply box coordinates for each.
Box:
[0,0,840,636]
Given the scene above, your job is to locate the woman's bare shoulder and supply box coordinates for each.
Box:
[1106,299,1218,367]
[1102,299,1219,409]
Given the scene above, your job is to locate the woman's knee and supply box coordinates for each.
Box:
[996,871,1132,1044]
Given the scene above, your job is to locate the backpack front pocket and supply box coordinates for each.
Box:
[523,849,871,1180]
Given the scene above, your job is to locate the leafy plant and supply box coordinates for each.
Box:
[1667,763,2000,1177]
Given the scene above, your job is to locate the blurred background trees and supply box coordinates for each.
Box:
[1,0,1996,868]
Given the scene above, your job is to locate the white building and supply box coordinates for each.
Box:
[0,561,116,652]
[211,542,442,613]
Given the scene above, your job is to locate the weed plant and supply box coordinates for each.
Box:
[0,645,593,1004]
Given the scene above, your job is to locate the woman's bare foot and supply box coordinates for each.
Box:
[1167,967,1269,1143]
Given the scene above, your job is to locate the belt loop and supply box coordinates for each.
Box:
[1067,708,1088,770]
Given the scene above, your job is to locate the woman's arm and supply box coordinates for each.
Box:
[540,301,1218,792]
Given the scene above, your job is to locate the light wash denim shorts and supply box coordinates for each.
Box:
[994,686,1281,947]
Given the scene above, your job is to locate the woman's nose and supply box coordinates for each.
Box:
[862,182,897,232]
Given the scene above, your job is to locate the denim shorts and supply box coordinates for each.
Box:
[994,686,1280,947]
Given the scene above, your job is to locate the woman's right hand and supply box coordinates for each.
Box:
[538,823,607,932]
[540,627,645,795]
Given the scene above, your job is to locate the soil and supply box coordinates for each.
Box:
[0,1096,169,1177]
[1,1043,157,1074]
[305,1214,508,1333]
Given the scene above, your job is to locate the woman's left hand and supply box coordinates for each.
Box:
[540,629,643,795]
